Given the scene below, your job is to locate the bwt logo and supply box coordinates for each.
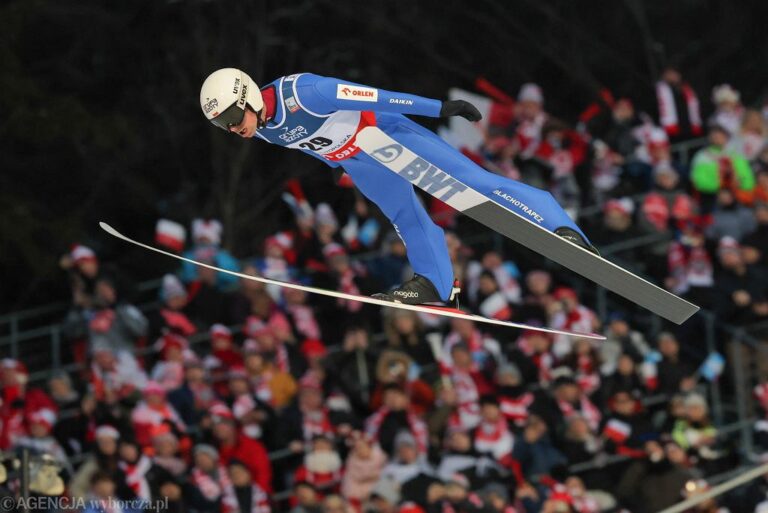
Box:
[371,144,403,163]
[370,145,467,202]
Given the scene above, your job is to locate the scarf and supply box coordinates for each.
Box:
[119,455,152,500]
[558,396,602,432]
[302,408,335,442]
[499,392,534,427]
[286,303,321,340]
[159,309,196,336]
[668,241,714,295]
[131,401,186,432]
[449,370,481,430]
[365,407,428,454]
[656,81,702,136]
[338,269,363,313]
[230,484,271,513]
[474,419,514,459]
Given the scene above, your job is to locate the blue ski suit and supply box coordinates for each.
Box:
[252,73,589,301]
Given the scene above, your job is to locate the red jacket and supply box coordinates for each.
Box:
[218,433,272,493]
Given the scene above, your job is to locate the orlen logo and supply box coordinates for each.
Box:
[336,84,378,102]
[202,98,218,114]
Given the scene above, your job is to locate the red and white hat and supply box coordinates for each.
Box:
[70,244,98,265]
[191,219,223,245]
[210,324,233,341]
[604,197,635,216]
[209,402,235,423]
[1,358,29,385]
[143,381,166,397]
[322,242,347,260]
[518,83,544,104]
[265,232,293,255]
[95,425,120,440]
[155,333,188,357]
[155,219,186,253]
[28,408,57,430]
[315,203,338,228]
[244,317,271,339]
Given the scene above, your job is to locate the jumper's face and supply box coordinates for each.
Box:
[228,107,262,138]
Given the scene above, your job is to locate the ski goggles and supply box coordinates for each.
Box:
[210,102,248,131]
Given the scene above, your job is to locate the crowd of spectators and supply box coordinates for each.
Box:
[3,67,768,513]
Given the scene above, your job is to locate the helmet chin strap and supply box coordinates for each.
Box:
[256,108,267,130]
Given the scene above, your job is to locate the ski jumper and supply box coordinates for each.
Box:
[253,73,589,301]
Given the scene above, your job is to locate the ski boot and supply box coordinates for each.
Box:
[373,274,459,305]
[554,227,601,256]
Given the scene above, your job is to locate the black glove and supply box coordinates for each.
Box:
[440,100,482,122]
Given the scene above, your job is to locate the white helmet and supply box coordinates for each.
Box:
[200,68,264,130]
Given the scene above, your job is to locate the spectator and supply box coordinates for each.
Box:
[704,189,757,243]
[210,403,273,492]
[655,66,703,142]
[653,332,696,396]
[533,118,588,213]
[473,396,514,461]
[150,424,187,478]
[615,440,698,513]
[640,165,696,279]
[742,201,768,267]
[14,408,72,475]
[291,482,323,513]
[709,84,744,137]
[64,276,148,353]
[671,394,720,468]
[130,381,186,448]
[60,244,102,310]
[90,347,148,403]
[599,313,651,375]
[294,434,344,496]
[713,236,765,324]
[548,288,599,359]
[228,459,272,513]
[383,309,434,369]
[244,346,298,410]
[729,109,767,161]
[691,124,755,207]
[372,350,434,416]
[340,433,387,503]
[83,471,143,513]
[150,333,189,392]
[167,359,216,427]
[186,444,238,513]
[511,415,566,479]
[365,385,428,458]
[0,359,57,449]
[325,325,378,414]
[146,274,196,340]
[378,431,431,487]
[70,425,129,499]
[117,438,173,502]
[181,218,240,290]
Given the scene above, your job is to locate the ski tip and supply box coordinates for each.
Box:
[99,222,121,238]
